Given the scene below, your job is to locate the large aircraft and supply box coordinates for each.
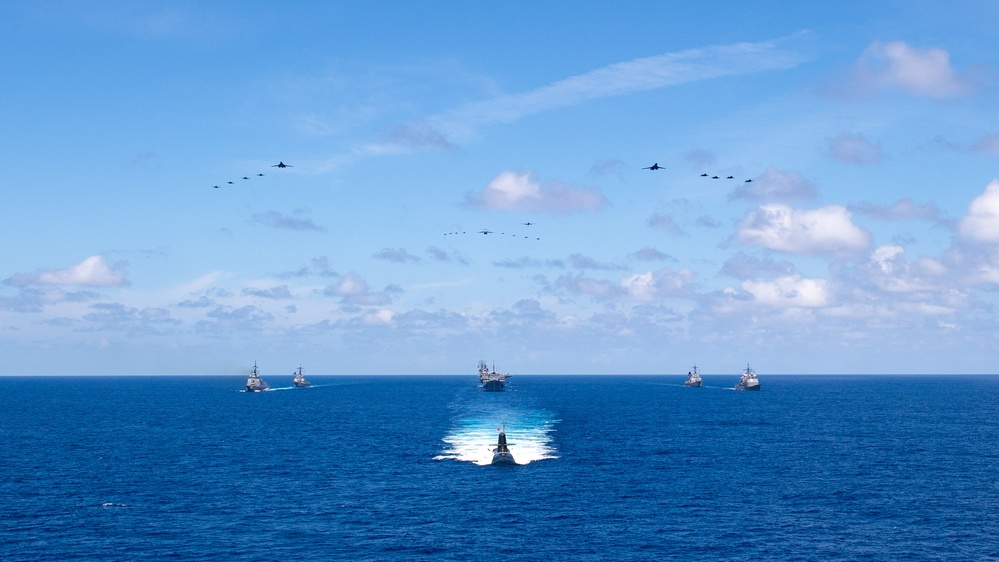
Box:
[642,163,664,170]
[271,161,293,168]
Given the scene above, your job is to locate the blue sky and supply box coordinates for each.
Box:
[2,1,999,375]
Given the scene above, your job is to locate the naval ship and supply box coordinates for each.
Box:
[685,365,702,387]
[478,360,509,392]
[735,364,761,391]
[491,424,516,465]
[245,362,269,392]
[292,366,311,388]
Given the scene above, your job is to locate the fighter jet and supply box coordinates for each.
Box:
[700,173,709,177]
[271,162,293,168]
[642,163,664,170]
[479,230,493,235]
[522,222,535,226]
[744,179,753,183]
[726,176,734,179]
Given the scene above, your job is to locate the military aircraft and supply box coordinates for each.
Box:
[700,173,709,177]
[522,222,535,226]
[479,230,493,235]
[271,162,293,168]
[642,163,664,170]
[744,178,753,183]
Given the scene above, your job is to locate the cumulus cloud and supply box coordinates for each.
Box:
[847,41,974,100]
[554,268,696,302]
[466,171,607,214]
[4,255,129,287]
[251,211,326,232]
[828,133,885,165]
[323,271,394,306]
[742,275,831,308]
[865,245,948,292]
[958,179,999,244]
[736,204,872,257]
[850,198,941,221]
[728,167,818,202]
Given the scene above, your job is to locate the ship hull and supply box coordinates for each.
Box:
[735,384,760,391]
[685,380,702,387]
[482,380,505,391]
[491,452,516,465]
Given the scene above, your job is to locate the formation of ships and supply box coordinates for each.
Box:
[244,362,311,392]
[247,360,761,392]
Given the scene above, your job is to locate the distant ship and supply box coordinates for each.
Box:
[685,365,702,387]
[245,362,269,392]
[491,423,516,465]
[292,366,311,388]
[478,360,509,392]
[735,364,760,391]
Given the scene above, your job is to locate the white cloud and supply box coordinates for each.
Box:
[742,275,831,308]
[5,255,129,287]
[866,245,947,292]
[849,41,973,100]
[362,34,809,155]
[466,171,607,214]
[958,179,999,244]
[728,167,818,202]
[736,204,872,257]
[828,133,885,165]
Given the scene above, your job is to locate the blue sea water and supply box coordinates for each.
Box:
[2,375,998,560]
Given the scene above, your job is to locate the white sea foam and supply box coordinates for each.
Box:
[436,409,558,466]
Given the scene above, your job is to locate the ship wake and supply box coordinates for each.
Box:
[436,408,558,466]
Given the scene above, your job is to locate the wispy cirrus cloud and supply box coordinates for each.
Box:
[364,33,810,155]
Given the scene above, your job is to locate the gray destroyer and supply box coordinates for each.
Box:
[685,365,702,387]
[292,366,311,388]
[245,362,269,392]
[735,364,760,391]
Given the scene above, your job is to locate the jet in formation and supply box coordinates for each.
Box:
[211,162,292,189]
[642,163,664,170]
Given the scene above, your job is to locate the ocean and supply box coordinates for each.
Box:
[2,375,998,560]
